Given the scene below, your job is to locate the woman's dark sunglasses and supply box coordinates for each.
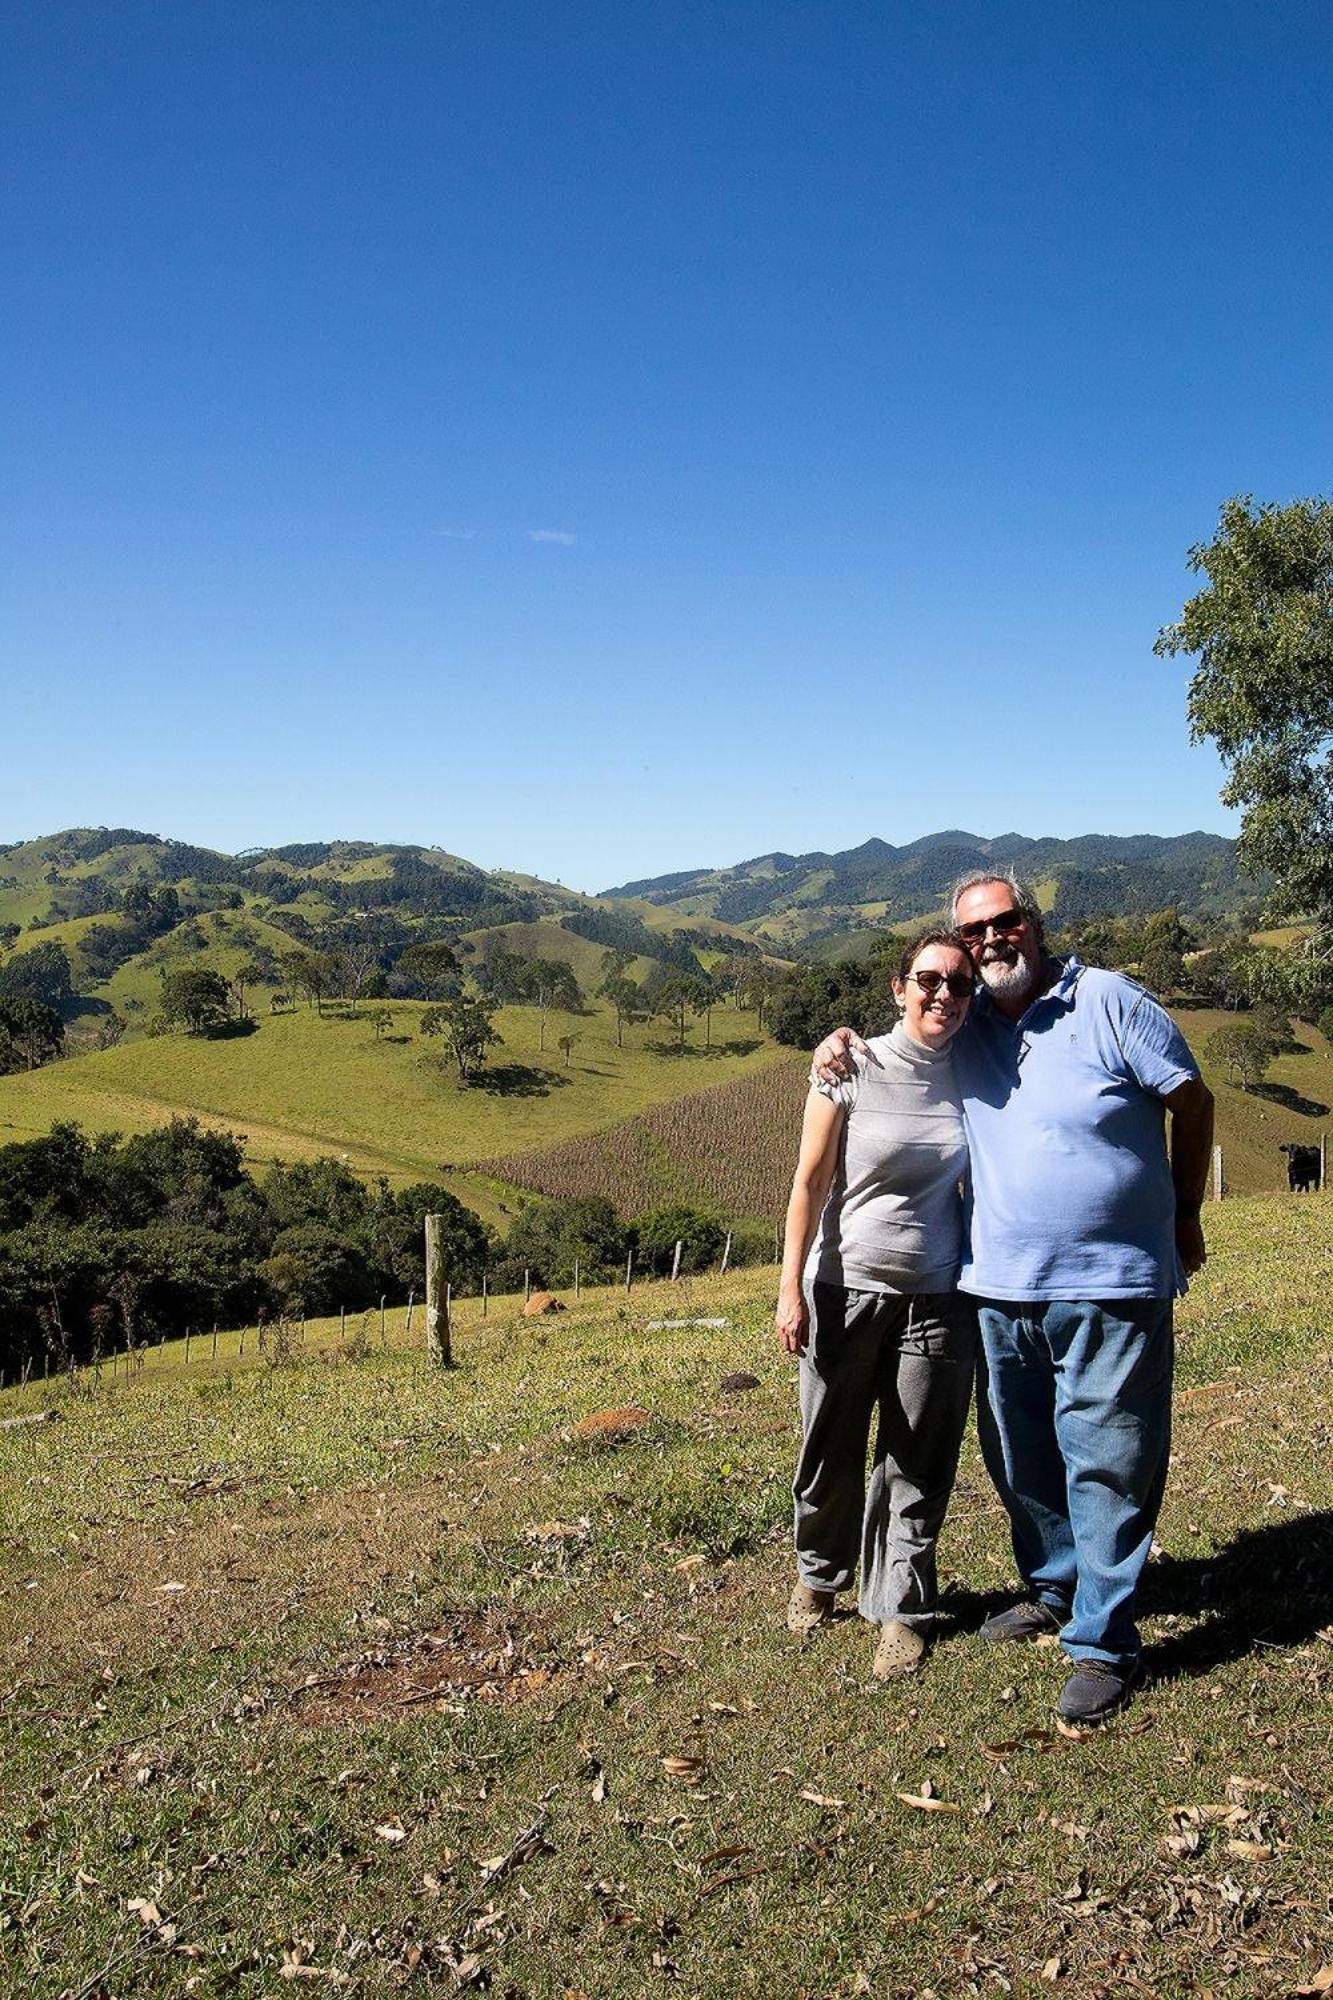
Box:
[906,970,975,998]
[956,907,1026,943]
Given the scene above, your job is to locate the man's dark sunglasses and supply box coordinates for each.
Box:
[906,970,975,998]
[957,907,1026,943]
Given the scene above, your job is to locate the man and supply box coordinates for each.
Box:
[813,870,1214,1723]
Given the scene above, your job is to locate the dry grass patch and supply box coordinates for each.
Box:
[289,1608,576,1728]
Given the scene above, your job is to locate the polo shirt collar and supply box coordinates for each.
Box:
[972,952,1084,1031]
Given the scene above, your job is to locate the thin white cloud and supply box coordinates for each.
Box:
[434,526,477,540]
[528,528,577,546]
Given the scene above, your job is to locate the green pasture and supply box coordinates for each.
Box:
[458,917,657,992]
[1174,1009,1333,1191]
[0,995,787,1213]
[0,1196,1329,1996]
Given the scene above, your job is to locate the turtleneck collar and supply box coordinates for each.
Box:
[889,1019,956,1064]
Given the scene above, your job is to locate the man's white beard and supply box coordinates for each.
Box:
[979,954,1035,1002]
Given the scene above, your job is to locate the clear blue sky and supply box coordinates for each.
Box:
[5,1,1331,891]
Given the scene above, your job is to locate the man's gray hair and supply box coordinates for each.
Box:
[948,868,1046,943]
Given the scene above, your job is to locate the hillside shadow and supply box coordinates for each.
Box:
[468,1063,568,1097]
[60,994,113,1020]
[1253,1081,1330,1117]
[205,1018,259,1040]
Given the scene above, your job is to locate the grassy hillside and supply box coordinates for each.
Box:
[1174,1008,1333,1191]
[0,996,790,1217]
[0,1196,1329,1997]
[481,1057,810,1219]
[489,1009,1333,1216]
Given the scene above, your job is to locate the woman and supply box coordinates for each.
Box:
[775,929,976,1679]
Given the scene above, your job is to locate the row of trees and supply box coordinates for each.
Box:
[0,1120,764,1375]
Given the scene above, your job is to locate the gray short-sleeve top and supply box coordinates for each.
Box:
[804,1023,967,1295]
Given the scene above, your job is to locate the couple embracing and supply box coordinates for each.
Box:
[776,870,1214,1724]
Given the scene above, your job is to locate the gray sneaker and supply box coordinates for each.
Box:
[1056,1658,1143,1725]
[980,1599,1064,1644]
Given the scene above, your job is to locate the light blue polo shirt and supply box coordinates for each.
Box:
[953,957,1199,1301]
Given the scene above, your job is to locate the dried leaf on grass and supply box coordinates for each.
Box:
[798,1789,845,1809]
[661,1754,705,1781]
[896,1791,960,1814]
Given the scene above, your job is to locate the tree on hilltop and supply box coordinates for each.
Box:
[161,967,230,1035]
[396,939,459,999]
[421,996,502,1081]
[654,972,712,1050]
[0,997,64,1073]
[525,958,582,1051]
[0,941,73,1009]
[1204,1020,1277,1093]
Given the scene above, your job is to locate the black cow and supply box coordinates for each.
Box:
[1279,1143,1321,1193]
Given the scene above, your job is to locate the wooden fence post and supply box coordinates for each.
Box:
[671,1239,683,1281]
[1322,1131,1327,1192]
[524,1268,532,1303]
[720,1231,732,1275]
[380,1296,386,1341]
[1211,1144,1224,1202]
[625,1250,633,1293]
[482,1272,488,1318]
[405,1289,415,1334]
[425,1214,451,1365]
[574,1258,581,1299]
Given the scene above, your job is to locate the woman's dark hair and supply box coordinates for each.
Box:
[895,927,974,985]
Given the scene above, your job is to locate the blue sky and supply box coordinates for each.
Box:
[5,1,1331,891]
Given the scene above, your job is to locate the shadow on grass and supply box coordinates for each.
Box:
[205,1017,259,1040]
[1142,1510,1333,1679]
[468,1063,569,1097]
[1252,1081,1331,1117]
[929,1514,1333,1679]
[642,1038,764,1060]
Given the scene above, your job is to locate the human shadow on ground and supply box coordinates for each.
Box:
[468,1063,569,1097]
[929,1512,1333,1680]
[1252,1081,1331,1118]
[1139,1509,1333,1680]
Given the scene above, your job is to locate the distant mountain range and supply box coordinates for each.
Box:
[0,828,1263,1012]
[604,830,1262,950]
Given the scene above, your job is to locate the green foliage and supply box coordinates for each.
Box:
[394,938,459,997]
[420,995,502,1079]
[490,1196,626,1289]
[768,959,896,1048]
[1157,494,1333,922]
[0,997,64,1073]
[633,1201,726,1273]
[0,940,73,1007]
[0,1118,490,1370]
[1205,1020,1277,1092]
[160,965,231,1034]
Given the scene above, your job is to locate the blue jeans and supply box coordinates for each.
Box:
[973,1298,1173,1670]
